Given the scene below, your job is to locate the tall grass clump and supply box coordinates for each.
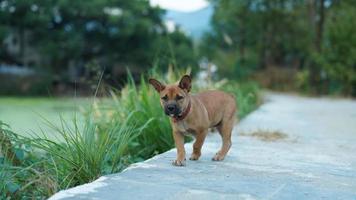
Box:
[28,113,151,188]
[0,113,151,199]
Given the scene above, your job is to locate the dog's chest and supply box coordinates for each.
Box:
[175,121,195,135]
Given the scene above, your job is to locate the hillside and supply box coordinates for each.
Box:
[165,5,213,40]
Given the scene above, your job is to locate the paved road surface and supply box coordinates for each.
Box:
[50,93,356,200]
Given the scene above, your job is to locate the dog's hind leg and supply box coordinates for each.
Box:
[213,107,236,161]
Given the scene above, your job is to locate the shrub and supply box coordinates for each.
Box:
[0,121,57,199]
[28,114,151,189]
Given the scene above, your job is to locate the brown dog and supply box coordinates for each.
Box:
[149,75,236,166]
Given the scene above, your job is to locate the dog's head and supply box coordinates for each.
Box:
[149,75,192,118]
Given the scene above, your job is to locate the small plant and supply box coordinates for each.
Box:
[0,121,57,199]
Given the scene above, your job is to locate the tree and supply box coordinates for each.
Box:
[0,0,197,78]
[314,0,356,95]
[0,0,51,65]
[201,0,355,96]
[201,0,311,78]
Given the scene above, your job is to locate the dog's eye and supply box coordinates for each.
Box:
[161,95,168,101]
[176,95,184,100]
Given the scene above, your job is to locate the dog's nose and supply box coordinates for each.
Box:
[167,105,175,112]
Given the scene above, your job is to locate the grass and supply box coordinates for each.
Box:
[0,122,58,198]
[219,81,261,118]
[29,114,151,188]
[0,69,261,199]
[0,97,90,138]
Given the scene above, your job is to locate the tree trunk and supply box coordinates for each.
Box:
[239,20,246,65]
[19,26,25,66]
[307,0,316,31]
[315,0,325,52]
[307,0,327,94]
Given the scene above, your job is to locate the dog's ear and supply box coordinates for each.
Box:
[148,78,166,92]
[178,75,192,92]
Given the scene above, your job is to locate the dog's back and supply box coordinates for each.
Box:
[194,90,236,127]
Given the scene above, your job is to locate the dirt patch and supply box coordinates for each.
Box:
[240,130,289,142]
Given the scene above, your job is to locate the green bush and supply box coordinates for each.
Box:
[1,113,151,199]
[312,1,356,96]
[0,74,52,96]
[0,121,57,199]
[29,114,150,188]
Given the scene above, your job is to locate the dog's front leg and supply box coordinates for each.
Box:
[190,129,207,160]
[172,131,186,166]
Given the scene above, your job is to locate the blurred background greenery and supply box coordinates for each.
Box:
[0,0,355,96]
[201,0,355,96]
[0,0,197,96]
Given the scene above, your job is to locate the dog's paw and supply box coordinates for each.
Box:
[172,159,186,166]
[212,153,225,161]
[189,153,200,161]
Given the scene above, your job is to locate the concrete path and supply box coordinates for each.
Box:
[50,93,356,200]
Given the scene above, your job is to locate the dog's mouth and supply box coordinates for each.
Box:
[165,108,182,118]
[167,112,181,118]
[169,112,182,118]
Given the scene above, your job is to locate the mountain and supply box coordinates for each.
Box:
[164,5,213,40]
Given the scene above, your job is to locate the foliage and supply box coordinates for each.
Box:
[0,74,52,96]
[29,115,151,189]
[0,110,152,199]
[0,0,198,95]
[0,70,261,199]
[201,0,356,96]
[220,81,261,118]
[311,1,356,96]
[0,121,57,199]
[201,0,310,77]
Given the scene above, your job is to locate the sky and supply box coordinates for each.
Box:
[149,0,209,12]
